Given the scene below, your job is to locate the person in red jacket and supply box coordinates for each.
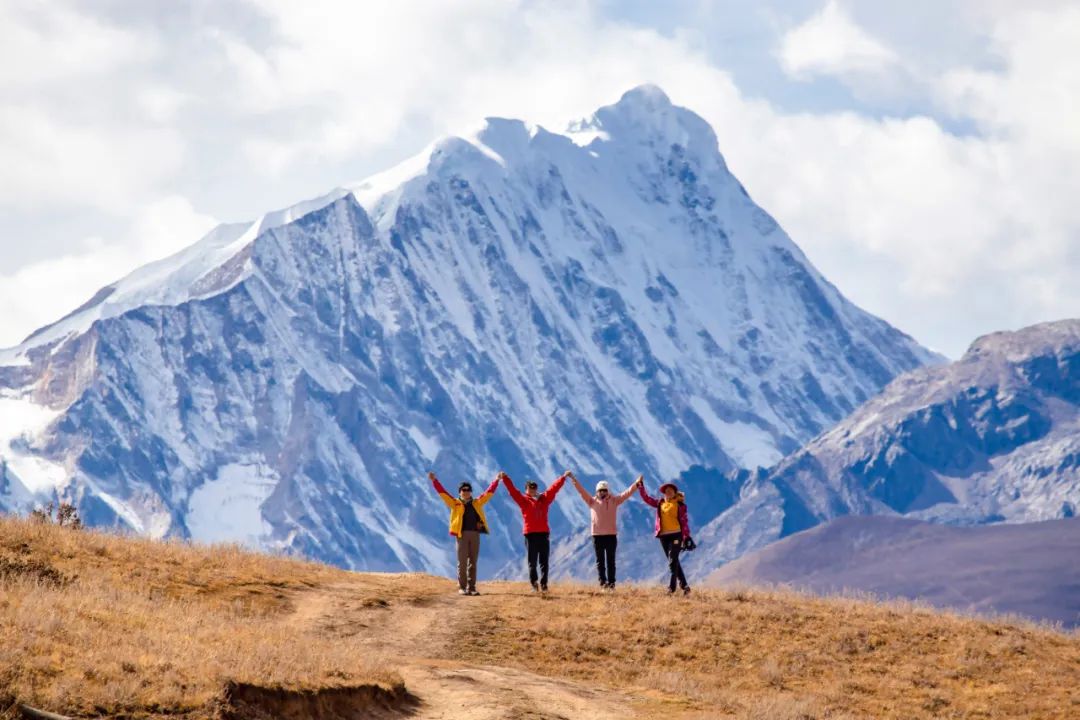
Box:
[500,470,569,593]
[638,479,692,595]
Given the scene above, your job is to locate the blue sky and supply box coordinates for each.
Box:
[1,0,1077,357]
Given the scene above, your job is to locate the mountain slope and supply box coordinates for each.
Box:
[0,85,937,578]
[706,515,1080,626]
[696,319,1080,568]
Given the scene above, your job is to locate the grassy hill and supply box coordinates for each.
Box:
[1,515,1078,719]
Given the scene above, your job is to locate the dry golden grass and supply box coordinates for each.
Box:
[3,514,1078,719]
[0,516,406,718]
[456,582,1080,719]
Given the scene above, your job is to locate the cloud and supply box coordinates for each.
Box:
[0,0,1077,359]
[0,0,152,92]
[0,104,185,213]
[0,2,181,214]
[778,1,899,80]
[713,3,1080,355]
[0,196,216,347]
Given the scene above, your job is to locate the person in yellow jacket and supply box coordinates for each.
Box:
[429,471,500,595]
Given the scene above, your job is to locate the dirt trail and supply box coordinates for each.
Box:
[286,577,641,719]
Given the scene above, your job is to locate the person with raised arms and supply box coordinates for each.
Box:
[500,470,569,593]
[569,472,640,591]
[638,478,693,595]
[428,471,500,596]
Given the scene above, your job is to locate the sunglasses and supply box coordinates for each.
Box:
[598,489,609,494]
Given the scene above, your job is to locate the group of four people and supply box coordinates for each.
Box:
[428,470,693,596]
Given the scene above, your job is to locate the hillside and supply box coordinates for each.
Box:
[706,515,1080,627]
[696,318,1080,567]
[2,516,1078,719]
[0,85,937,581]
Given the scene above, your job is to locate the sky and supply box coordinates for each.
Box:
[1,0,1078,358]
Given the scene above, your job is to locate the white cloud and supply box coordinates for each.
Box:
[0,0,152,92]
[778,1,899,80]
[710,4,1080,355]
[0,104,185,212]
[0,196,216,347]
[0,0,1077,360]
[0,2,180,214]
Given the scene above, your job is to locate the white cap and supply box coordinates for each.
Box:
[595,481,609,492]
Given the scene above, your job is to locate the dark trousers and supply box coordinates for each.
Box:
[524,532,550,588]
[660,534,688,591]
[593,534,618,586]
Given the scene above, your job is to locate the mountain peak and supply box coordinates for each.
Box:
[566,84,725,172]
[964,318,1080,363]
[613,83,674,111]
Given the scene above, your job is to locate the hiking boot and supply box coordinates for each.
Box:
[530,582,539,593]
[458,588,468,595]
[667,587,676,595]
[682,586,692,596]
[607,583,616,592]
[468,589,481,596]
[540,584,549,594]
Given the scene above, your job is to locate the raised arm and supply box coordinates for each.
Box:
[501,472,526,507]
[475,476,501,506]
[542,472,569,503]
[570,474,597,508]
[637,479,659,508]
[614,475,641,506]
[429,472,456,509]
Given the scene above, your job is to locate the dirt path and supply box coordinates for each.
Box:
[286,577,641,719]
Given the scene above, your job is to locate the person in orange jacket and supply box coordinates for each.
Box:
[429,471,499,595]
[638,479,693,595]
[501,470,569,593]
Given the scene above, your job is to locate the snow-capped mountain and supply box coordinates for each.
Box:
[694,319,1080,569]
[0,86,938,579]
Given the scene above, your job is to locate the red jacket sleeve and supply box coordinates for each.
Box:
[638,483,659,507]
[481,478,500,497]
[502,475,526,508]
[432,476,450,496]
[542,475,567,503]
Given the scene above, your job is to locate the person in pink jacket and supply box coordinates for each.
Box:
[638,479,692,595]
[569,472,640,591]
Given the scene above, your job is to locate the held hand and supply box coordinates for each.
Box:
[562,469,572,479]
[635,475,644,487]
[428,471,437,482]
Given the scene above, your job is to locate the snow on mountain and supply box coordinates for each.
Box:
[706,515,1080,627]
[692,319,1080,572]
[0,85,939,579]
